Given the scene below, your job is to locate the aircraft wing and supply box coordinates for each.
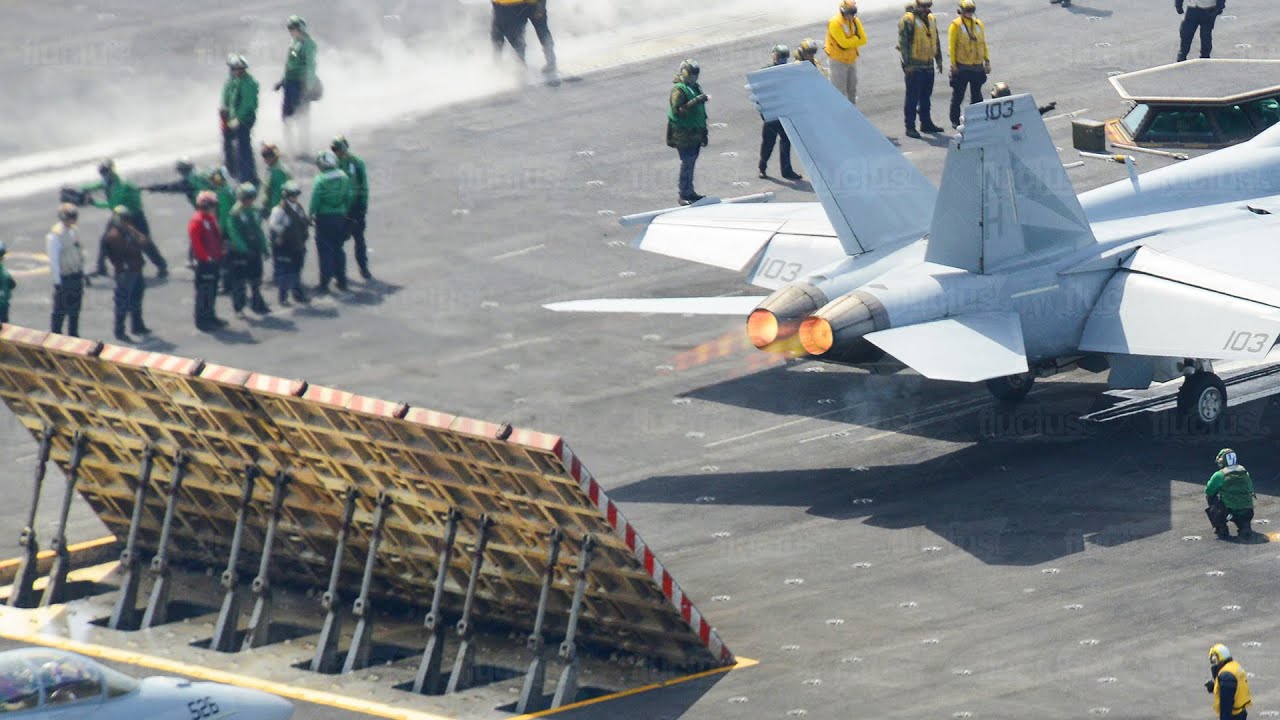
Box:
[1079,208,1280,361]
[627,201,847,290]
[864,312,1028,382]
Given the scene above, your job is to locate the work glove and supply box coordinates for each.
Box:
[692,93,709,105]
[983,60,991,74]
[273,80,284,91]
[936,62,944,75]
[228,118,240,130]
[1205,679,1215,693]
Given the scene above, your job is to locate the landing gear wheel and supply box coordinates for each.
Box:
[1177,372,1226,427]
[985,372,1035,403]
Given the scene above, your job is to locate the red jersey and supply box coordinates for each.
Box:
[188,210,225,263]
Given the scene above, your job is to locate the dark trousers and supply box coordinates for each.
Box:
[112,271,145,336]
[194,261,221,327]
[677,145,700,199]
[314,214,349,288]
[283,79,305,118]
[51,273,85,337]
[1178,7,1218,60]
[904,69,937,129]
[1207,496,1254,536]
[949,66,987,126]
[225,122,257,185]
[529,0,556,69]
[348,204,369,275]
[273,251,306,302]
[491,3,529,63]
[228,252,267,313]
[759,120,793,175]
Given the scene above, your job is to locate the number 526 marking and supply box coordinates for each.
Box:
[188,696,220,720]
[1224,330,1270,353]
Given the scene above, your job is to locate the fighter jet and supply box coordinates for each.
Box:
[0,647,294,719]
[550,61,1280,426]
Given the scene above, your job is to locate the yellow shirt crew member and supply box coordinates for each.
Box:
[825,1,866,106]
[946,0,990,127]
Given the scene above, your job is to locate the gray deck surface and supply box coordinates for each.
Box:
[2,1,1280,719]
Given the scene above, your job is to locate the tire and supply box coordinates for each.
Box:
[1177,372,1227,426]
[985,372,1035,403]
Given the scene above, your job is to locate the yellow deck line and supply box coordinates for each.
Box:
[509,657,759,719]
[0,536,117,571]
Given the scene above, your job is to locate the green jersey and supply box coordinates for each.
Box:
[220,72,260,125]
[284,34,317,83]
[262,164,291,210]
[1207,466,1254,510]
[227,204,270,255]
[309,169,351,216]
[81,175,144,215]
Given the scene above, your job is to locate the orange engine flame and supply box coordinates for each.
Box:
[798,317,834,355]
[746,309,779,349]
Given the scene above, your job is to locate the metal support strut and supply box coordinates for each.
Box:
[552,534,596,709]
[141,450,190,629]
[446,514,494,694]
[342,490,393,674]
[311,487,359,673]
[242,470,289,650]
[516,527,564,713]
[108,444,157,629]
[411,507,462,695]
[211,464,260,652]
[9,424,55,609]
[40,431,88,607]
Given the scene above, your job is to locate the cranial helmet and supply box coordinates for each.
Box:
[1210,643,1232,667]
[678,59,700,83]
[771,44,790,64]
[1217,448,1238,469]
[990,81,1011,98]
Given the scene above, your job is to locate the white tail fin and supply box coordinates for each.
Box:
[926,94,1096,274]
[746,62,938,256]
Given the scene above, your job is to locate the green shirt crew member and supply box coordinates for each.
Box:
[1205,448,1256,539]
[226,183,272,316]
[331,135,372,279]
[276,15,319,158]
[667,59,710,206]
[221,53,261,184]
[260,144,292,210]
[310,151,352,293]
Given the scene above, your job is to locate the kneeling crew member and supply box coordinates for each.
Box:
[1206,448,1255,539]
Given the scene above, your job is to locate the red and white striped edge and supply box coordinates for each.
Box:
[402,407,457,429]
[198,363,252,387]
[447,415,503,439]
[42,334,102,357]
[98,344,201,375]
[506,426,564,453]
[0,325,51,347]
[302,384,354,409]
[345,394,409,419]
[244,372,307,397]
[556,441,734,665]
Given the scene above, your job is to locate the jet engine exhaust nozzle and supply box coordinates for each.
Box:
[798,290,888,363]
[746,282,829,349]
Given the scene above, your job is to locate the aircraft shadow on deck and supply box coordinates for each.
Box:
[613,410,1280,565]
[519,670,727,720]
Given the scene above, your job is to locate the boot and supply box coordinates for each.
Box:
[920,120,945,133]
[905,126,922,139]
[251,289,271,315]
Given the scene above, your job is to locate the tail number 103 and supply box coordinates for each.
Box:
[1224,330,1269,353]
[985,100,1015,120]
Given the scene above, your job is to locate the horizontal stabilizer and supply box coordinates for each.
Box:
[747,62,938,255]
[619,192,774,227]
[864,312,1028,382]
[543,296,767,315]
[1080,271,1280,361]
